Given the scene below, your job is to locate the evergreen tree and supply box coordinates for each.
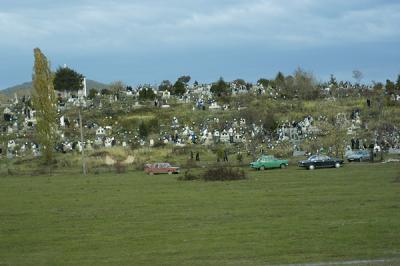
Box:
[177,75,191,84]
[385,79,396,95]
[257,78,270,88]
[32,48,58,163]
[275,72,285,89]
[329,74,338,86]
[233,79,246,86]
[158,80,172,91]
[138,121,149,139]
[172,80,186,95]
[138,87,155,100]
[210,77,229,96]
[396,74,400,90]
[54,66,84,92]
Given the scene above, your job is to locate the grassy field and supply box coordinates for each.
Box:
[1,163,399,265]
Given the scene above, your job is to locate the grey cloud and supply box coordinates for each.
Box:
[1,0,399,53]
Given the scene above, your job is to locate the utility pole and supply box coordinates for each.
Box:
[79,108,87,175]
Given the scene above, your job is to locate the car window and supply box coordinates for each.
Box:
[319,155,329,160]
[258,156,269,162]
[309,155,317,161]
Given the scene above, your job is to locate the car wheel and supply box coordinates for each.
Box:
[280,164,286,169]
[308,165,315,170]
[260,166,265,171]
[335,162,341,168]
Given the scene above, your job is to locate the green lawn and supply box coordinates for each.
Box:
[1,163,399,265]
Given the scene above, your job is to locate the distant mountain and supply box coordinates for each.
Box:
[1,82,32,96]
[86,80,110,91]
[1,79,110,96]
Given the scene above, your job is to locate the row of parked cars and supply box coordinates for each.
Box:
[144,150,371,174]
[250,150,371,171]
[249,154,344,170]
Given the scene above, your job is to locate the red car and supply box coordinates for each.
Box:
[144,163,180,175]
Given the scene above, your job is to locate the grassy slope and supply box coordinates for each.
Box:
[0,163,399,265]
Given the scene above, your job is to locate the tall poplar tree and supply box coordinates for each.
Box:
[32,48,57,163]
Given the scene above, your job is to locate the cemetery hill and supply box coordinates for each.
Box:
[0,49,400,265]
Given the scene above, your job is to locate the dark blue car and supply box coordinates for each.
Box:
[298,155,344,170]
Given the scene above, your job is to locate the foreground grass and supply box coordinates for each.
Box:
[0,163,399,265]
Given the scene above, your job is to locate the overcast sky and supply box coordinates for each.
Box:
[1,0,399,89]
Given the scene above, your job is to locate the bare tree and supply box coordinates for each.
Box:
[352,70,363,84]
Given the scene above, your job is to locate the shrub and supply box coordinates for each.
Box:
[203,166,246,181]
[271,141,293,158]
[184,159,197,169]
[236,153,243,164]
[153,140,166,148]
[114,161,126,174]
[90,148,130,161]
[172,147,186,155]
[178,170,199,181]
[139,121,149,138]
[133,159,146,171]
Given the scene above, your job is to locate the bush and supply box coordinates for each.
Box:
[133,159,146,171]
[114,162,126,174]
[236,153,243,164]
[184,159,197,169]
[172,147,187,155]
[178,170,199,181]
[153,140,166,148]
[138,119,159,139]
[203,166,246,181]
[271,141,294,158]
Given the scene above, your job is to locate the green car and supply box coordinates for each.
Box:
[250,155,289,170]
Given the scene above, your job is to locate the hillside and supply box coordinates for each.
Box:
[1,79,110,96]
[0,91,8,103]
